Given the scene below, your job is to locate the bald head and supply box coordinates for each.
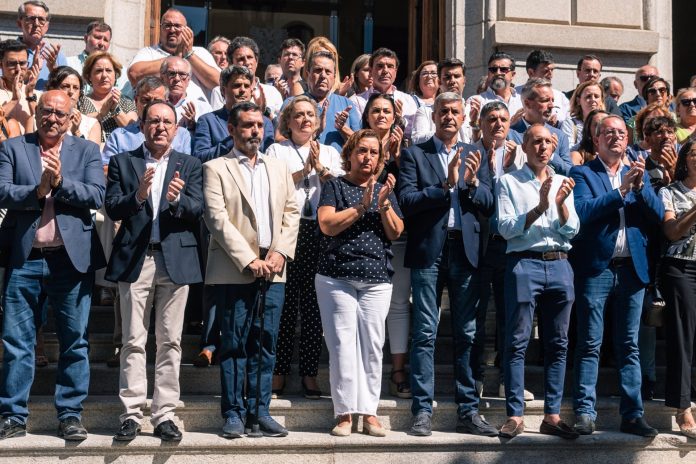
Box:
[37,90,72,141]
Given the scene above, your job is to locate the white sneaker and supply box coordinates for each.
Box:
[498,383,535,401]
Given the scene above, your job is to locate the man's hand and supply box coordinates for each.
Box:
[555,177,575,206]
[274,78,289,99]
[550,133,558,154]
[447,147,463,187]
[503,140,518,169]
[659,143,678,176]
[463,149,481,184]
[469,98,481,127]
[248,258,272,279]
[43,152,62,188]
[548,112,559,128]
[166,171,185,202]
[337,74,353,96]
[37,169,52,198]
[510,108,525,126]
[179,27,194,57]
[630,158,646,191]
[316,99,329,139]
[538,176,553,212]
[619,162,641,196]
[265,251,286,275]
[137,167,155,202]
[182,101,196,129]
[41,43,61,72]
[334,105,352,131]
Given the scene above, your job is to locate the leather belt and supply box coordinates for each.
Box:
[609,256,632,267]
[28,245,65,260]
[511,250,568,261]
[446,229,462,240]
[147,242,162,252]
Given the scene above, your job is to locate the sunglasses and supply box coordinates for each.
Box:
[647,87,667,96]
[638,74,657,82]
[680,98,696,107]
[488,66,511,74]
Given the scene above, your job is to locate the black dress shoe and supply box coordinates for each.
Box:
[154,420,182,442]
[114,419,141,441]
[456,412,498,437]
[409,412,432,436]
[620,417,658,437]
[0,418,26,440]
[58,417,87,441]
[540,420,580,439]
[641,376,655,401]
[573,414,596,435]
[246,416,288,437]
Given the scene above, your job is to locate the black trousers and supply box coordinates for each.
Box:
[662,257,696,409]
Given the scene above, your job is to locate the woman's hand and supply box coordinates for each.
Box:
[387,125,404,164]
[378,173,396,207]
[361,176,376,210]
[70,109,82,135]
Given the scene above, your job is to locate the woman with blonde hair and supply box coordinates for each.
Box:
[561,80,605,146]
[675,87,696,143]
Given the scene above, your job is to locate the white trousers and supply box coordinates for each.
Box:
[118,251,188,426]
[386,239,411,354]
[315,274,392,416]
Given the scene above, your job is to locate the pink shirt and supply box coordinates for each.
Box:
[33,145,64,248]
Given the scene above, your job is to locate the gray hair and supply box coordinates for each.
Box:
[594,114,625,137]
[220,64,254,88]
[433,91,462,111]
[207,35,231,53]
[134,76,168,99]
[521,77,552,100]
[160,56,191,75]
[18,1,49,17]
[600,76,623,94]
[480,101,509,120]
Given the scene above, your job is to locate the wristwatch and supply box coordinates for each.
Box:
[183,50,195,60]
[378,200,392,213]
[26,93,37,103]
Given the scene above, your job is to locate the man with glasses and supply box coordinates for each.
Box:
[569,114,663,437]
[128,8,220,103]
[0,90,106,441]
[564,55,621,116]
[15,1,66,90]
[0,39,37,133]
[468,52,523,123]
[620,65,661,124]
[105,100,203,442]
[275,38,307,99]
[160,56,212,131]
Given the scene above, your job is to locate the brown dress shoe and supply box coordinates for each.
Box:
[193,349,213,367]
[499,418,524,438]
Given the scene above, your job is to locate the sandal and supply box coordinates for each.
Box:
[677,410,696,439]
[389,369,412,399]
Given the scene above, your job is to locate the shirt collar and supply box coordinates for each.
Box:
[232,147,264,166]
[143,144,172,162]
[597,155,622,177]
[433,135,460,154]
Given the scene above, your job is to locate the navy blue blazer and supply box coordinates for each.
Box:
[104,146,203,285]
[0,133,106,273]
[509,120,572,175]
[191,107,274,162]
[398,137,494,269]
[569,157,664,284]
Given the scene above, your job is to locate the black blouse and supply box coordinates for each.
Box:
[317,176,402,284]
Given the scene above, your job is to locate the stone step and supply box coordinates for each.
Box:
[19,363,670,399]
[0,429,691,464]
[14,395,686,434]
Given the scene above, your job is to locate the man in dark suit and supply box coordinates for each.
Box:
[105,100,203,442]
[509,78,572,176]
[569,114,663,437]
[399,92,495,437]
[192,65,274,162]
[0,90,106,440]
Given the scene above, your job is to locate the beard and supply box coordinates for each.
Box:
[490,76,508,91]
[240,137,261,154]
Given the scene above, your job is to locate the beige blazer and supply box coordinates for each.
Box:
[202,152,300,284]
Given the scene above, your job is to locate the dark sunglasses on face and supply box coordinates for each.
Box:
[681,98,696,107]
[638,74,657,82]
[647,87,667,96]
[488,66,511,74]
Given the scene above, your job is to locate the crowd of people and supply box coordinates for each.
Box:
[0,0,694,445]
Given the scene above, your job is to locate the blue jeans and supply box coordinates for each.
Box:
[410,237,479,417]
[504,256,574,417]
[573,262,645,420]
[0,248,93,424]
[216,281,284,421]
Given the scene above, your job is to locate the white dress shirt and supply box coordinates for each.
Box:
[233,148,272,249]
[143,146,177,244]
[598,157,631,258]
[433,136,462,230]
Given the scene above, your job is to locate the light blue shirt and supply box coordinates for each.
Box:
[433,135,462,230]
[26,44,67,91]
[496,164,579,253]
[101,122,191,165]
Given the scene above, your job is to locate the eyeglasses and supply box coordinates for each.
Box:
[164,71,190,80]
[638,74,657,82]
[21,15,48,26]
[601,129,628,139]
[281,51,301,59]
[420,71,438,77]
[647,87,667,96]
[39,107,69,121]
[144,118,175,128]
[161,22,184,30]
[3,60,28,68]
[488,66,511,74]
[680,98,696,107]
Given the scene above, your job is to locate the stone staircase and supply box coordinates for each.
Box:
[0,295,693,463]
